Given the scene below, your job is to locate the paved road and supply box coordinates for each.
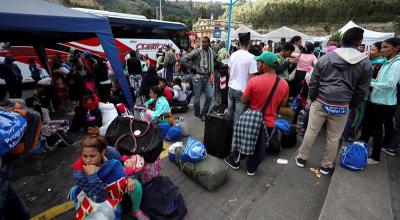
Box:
[8,94,314,219]
[8,90,400,220]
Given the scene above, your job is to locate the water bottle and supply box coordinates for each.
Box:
[297,110,305,127]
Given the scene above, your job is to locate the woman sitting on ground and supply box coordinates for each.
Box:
[144,86,171,122]
[71,91,102,131]
[69,127,149,220]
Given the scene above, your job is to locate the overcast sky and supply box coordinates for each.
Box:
[167,0,231,2]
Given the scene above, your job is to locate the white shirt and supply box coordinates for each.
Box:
[228,49,258,92]
[172,85,187,102]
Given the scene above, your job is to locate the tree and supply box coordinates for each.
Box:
[142,7,155,19]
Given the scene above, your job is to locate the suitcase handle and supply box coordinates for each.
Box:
[130,118,150,138]
[114,133,138,153]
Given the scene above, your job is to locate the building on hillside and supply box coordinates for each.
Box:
[192,15,244,39]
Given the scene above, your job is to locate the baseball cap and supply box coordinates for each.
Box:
[254,52,278,66]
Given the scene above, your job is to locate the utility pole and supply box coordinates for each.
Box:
[159,0,163,20]
[226,0,234,53]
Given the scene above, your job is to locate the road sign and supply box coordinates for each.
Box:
[213,28,221,39]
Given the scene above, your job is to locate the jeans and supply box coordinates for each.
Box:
[186,91,194,105]
[166,65,174,83]
[226,88,246,122]
[0,165,30,220]
[129,75,142,103]
[193,74,213,116]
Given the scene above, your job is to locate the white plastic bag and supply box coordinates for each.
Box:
[76,191,115,220]
[99,102,118,126]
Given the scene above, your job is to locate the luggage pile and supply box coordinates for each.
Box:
[105,113,188,219]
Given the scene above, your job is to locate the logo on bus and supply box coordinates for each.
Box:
[136,43,173,52]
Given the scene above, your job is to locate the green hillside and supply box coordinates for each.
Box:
[219,0,400,29]
[47,0,400,33]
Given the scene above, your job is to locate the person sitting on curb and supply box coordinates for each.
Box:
[158,78,173,102]
[143,86,171,122]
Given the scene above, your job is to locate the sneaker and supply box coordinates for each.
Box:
[224,156,240,170]
[298,128,305,136]
[247,167,256,176]
[382,148,397,157]
[132,210,149,220]
[295,156,305,168]
[367,158,380,165]
[320,166,332,175]
[195,115,203,121]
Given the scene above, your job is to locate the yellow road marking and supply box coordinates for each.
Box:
[161,140,174,159]
[31,201,74,220]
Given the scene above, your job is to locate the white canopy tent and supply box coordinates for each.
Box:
[264,26,314,43]
[338,21,395,46]
[222,25,266,41]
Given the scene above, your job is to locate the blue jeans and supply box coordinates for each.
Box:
[166,65,174,83]
[193,74,213,116]
[227,88,246,122]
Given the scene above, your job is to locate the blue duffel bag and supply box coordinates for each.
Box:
[165,125,182,142]
[180,137,206,162]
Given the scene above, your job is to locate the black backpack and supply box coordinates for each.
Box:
[266,127,282,155]
[281,126,297,149]
[105,116,163,163]
[141,176,187,220]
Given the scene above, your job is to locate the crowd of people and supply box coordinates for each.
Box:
[221,27,400,176]
[1,24,400,219]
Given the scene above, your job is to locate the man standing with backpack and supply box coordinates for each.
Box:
[295,27,373,175]
[226,32,258,122]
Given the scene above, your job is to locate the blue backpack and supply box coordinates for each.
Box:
[340,141,369,171]
[180,137,206,162]
[0,109,27,156]
[165,125,182,142]
[275,118,290,132]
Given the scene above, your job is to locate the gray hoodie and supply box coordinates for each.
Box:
[308,48,373,108]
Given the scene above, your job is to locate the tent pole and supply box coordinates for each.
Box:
[226,0,233,54]
[33,41,51,77]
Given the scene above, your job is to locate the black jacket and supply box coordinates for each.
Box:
[0,56,22,82]
[126,57,143,76]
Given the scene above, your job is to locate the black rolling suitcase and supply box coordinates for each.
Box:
[203,105,233,158]
[170,101,188,113]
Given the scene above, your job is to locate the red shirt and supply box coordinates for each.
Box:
[243,74,289,127]
[164,87,173,101]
